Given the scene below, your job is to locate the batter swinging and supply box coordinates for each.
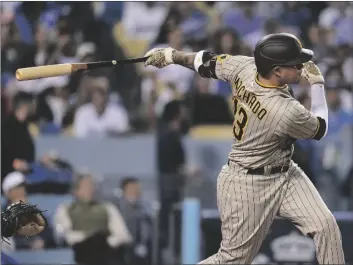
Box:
[144,33,345,264]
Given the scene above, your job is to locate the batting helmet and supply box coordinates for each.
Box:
[254,33,314,76]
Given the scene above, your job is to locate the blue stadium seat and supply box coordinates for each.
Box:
[28,194,73,221]
[10,248,74,264]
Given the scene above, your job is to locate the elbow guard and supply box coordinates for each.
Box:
[312,116,327,140]
[194,50,218,79]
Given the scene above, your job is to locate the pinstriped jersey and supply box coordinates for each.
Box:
[214,55,320,168]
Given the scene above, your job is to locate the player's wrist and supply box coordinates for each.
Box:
[165,47,176,64]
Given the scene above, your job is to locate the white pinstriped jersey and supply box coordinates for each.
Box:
[214,55,320,168]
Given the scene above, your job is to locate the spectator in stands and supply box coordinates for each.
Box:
[2,171,56,250]
[62,74,96,132]
[142,21,195,121]
[73,74,130,137]
[156,100,188,251]
[54,173,132,265]
[1,92,35,181]
[175,2,209,45]
[210,28,241,98]
[307,24,332,61]
[244,18,281,50]
[279,2,312,36]
[121,2,168,44]
[312,87,353,207]
[341,166,353,210]
[189,75,233,126]
[117,177,152,265]
[222,2,264,37]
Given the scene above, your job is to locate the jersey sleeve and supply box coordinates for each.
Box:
[276,98,325,140]
[213,55,252,82]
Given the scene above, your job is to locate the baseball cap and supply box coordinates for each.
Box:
[2,171,26,193]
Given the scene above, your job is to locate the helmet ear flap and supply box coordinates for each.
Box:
[254,50,273,77]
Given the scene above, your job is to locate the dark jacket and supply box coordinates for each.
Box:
[1,114,35,181]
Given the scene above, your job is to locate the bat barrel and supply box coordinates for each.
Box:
[16,64,74,81]
[15,57,149,81]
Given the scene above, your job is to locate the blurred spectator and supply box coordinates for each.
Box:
[62,74,96,131]
[142,21,195,121]
[188,75,233,125]
[2,171,56,250]
[93,2,124,26]
[279,2,312,36]
[76,42,96,63]
[318,2,350,29]
[318,2,353,46]
[212,28,241,56]
[25,154,74,195]
[325,65,353,112]
[174,2,209,44]
[121,2,168,43]
[341,166,353,209]
[1,92,35,181]
[73,75,130,137]
[1,15,35,75]
[222,2,264,37]
[307,24,332,60]
[209,28,241,98]
[54,173,132,265]
[117,177,152,265]
[156,100,187,249]
[311,87,353,209]
[244,18,281,50]
[255,2,284,19]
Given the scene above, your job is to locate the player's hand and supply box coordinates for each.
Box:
[301,61,325,85]
[144,47,175,69]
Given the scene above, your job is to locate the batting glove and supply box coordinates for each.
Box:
[301,61,325,85]
[144,47,175,68]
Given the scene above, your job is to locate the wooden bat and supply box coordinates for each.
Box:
[15,56,149,81]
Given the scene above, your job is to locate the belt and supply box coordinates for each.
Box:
[227,160,289,175]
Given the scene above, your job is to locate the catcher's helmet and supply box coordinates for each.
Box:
[254,33,313,76]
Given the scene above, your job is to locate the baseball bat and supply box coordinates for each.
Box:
[15,56,149,81]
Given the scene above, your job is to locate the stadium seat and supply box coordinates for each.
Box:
[10,248,74,264]
[28,194,73,221]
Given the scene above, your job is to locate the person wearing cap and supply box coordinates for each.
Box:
[2,171,27,205]
[2,172,55,250]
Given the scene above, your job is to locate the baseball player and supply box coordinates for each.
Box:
[143,33,345,264]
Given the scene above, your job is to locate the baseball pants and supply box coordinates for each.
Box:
[198,160,345,264]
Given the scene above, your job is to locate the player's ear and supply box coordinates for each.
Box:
[273,66,282,77]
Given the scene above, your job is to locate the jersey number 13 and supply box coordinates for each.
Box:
[233,97,248,141]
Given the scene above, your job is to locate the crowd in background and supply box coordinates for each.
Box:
[1,1,353,263]
[2,2,352,132]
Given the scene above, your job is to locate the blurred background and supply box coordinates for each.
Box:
[1,1,353,265]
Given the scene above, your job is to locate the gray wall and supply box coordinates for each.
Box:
[35,135,233,180]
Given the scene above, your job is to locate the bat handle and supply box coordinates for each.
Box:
[83,57,149,70]
[85,61,116,70]
[125,56,149,64]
